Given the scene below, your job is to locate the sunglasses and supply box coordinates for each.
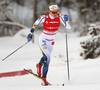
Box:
[50,11,59,14]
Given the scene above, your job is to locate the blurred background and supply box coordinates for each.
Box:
[0,0,100,36]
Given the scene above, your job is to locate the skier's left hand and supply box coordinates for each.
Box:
[64,15,68,21]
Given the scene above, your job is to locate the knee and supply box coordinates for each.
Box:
[42,52,50,66]
[44,56,50,67]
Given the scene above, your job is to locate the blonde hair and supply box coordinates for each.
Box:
[47,3,57,13]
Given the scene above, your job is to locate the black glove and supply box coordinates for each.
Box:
[27,33,33,41]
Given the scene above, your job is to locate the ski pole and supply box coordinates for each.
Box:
[2,41,29,61]
[66,34,70,81]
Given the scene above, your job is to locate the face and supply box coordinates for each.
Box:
[49,9,59,18]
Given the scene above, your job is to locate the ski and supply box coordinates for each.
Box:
[24,68,51,86]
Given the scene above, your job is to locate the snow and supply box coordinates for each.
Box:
[0,28,100,90]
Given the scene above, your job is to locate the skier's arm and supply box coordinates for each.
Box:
[27,15,45,41]
[30,15,45,34]
[60,14,71,29]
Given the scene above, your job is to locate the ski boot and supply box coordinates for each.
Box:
[41,77,48,86]
[36,63,42,77]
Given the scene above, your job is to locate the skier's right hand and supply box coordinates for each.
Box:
[27,33,33,41]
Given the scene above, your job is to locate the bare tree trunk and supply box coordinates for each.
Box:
[47,0,51,5]
[33,0,37,23]
[84,0,87,24]
[32,0,37,43]
[58,0,63,12]
[0,21,27,29]
[0,21,27,36]
[66,0,72,23]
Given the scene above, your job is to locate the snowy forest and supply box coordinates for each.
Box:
[0,0,100,89]
[0,0,99,35]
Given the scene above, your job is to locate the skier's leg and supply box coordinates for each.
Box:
[38,33,54,85]
[39,51,47,66]
[42,52,50,78]
[41,50,50,85]
[39,47,50,78]
[38,40,54,78]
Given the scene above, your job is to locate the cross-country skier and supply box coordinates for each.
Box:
[27,3,71,85]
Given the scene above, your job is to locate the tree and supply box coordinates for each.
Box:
[32,0,37,43]
[33,0,37,23]
[47,0,51,5]
[80,24,100,59]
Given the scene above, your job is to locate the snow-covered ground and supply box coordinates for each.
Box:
[0,29,100,90]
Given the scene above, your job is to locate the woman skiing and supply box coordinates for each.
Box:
[27,3,71,85]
